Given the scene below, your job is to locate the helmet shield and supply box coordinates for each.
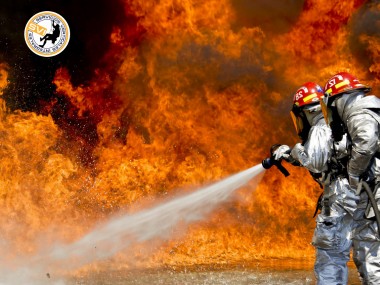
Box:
[320,98,333,126]
[290,110,303,135]
[290,105,312,143]
[320,95,345,141]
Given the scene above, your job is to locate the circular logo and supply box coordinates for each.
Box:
[25,11,70,57]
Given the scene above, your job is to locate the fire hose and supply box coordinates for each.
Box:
[357,181,380,238]
[262,144,290,177]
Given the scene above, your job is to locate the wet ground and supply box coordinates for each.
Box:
[68,260,361,284]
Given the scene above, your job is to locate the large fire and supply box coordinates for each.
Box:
[0,0,379,273]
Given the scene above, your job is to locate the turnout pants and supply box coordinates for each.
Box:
[352,190,380,285]
[311,178,359,285]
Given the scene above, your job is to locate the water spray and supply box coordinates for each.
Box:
[262,144,290,177]
[0,164,265,284]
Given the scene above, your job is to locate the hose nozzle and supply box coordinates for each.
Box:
[262,158,272,169]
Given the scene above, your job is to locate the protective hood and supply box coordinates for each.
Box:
[303,104,324,126]
[339,94,380,122]
[310,112,325,126]
[334,91,365,121]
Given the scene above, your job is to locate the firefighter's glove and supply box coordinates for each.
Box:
[273,145,295,163]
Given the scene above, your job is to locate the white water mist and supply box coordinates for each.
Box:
[0,164,264,284]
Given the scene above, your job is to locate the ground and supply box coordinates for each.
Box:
[65,260,361,284]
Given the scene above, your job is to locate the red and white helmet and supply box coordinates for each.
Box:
[323,72,371,97]
[293,82,324,107]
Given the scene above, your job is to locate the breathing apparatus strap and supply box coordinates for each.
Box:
[322,173,331,216]
[313,191,324,218]
[365,183,378,219]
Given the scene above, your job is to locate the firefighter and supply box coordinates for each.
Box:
[320,72,380,284]
[274,82,358,284]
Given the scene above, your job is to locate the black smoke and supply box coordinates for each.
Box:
[0,0,125,112]
[231,0,306,34]
[348,0,380,78]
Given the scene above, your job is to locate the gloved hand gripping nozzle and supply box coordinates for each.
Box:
[262,144,290,177]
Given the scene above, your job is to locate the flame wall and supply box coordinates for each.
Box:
[1,0,380,270]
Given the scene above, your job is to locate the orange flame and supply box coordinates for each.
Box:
[1,0,380,273]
